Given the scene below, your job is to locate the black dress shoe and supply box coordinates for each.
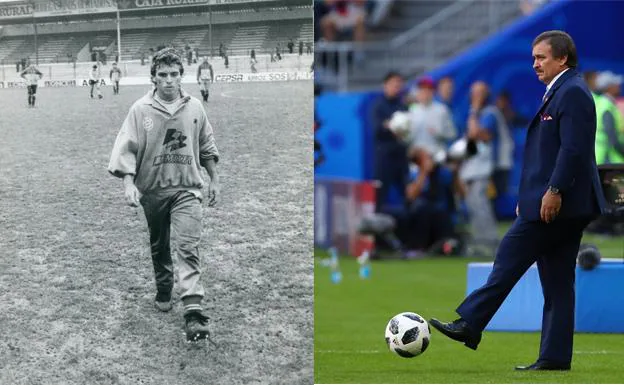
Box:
[429,318,482,350]
[515,361,571,371]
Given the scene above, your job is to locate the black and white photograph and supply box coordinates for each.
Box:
[0,0,314,384]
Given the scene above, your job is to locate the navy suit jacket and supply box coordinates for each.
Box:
[518,68,607,221]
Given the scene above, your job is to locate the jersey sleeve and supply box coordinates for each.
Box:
[198,104,220,163]
[108,105,140,178]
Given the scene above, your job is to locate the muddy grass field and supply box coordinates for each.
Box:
[0,81,314,385]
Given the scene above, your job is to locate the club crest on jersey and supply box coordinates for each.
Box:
[143,116,154,132]
[163,128,187,152]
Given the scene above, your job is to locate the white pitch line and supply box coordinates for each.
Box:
[220,91,264,100]
[316,350,383,354]
[573,350,618,355]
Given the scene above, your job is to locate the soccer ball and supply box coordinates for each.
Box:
[387,111,412,138]
[384,312,431,358]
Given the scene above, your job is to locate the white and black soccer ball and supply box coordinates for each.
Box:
[387,111,412,138]
[384,312,430,358]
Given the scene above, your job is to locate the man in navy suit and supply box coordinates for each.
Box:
[429,31,606,371]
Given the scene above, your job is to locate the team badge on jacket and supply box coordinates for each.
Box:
[143,116,154,132]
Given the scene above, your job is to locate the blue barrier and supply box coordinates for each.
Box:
[466,260,624,333]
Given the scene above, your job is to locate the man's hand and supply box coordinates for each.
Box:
[207,180,220,207]
[540,190,562,223]
[123,174,141,207]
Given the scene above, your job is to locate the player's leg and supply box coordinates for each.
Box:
[31,85,37,106]
[116,81,120,94]
[536,217,589,366]
[90,82,94,98]
[96,81,102,98]
[169,191,211,340]
[200,82,208,102]
[27,86,33,106]
[203,81,210,101]
[141,193,175,311]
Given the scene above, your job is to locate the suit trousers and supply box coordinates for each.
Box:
[456,216,590,364]
[141,190,205,300]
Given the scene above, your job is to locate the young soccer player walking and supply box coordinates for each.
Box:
[108,48,221,341]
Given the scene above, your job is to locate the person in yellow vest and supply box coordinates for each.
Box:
[594,71,624,164]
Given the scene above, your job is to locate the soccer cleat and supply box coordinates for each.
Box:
[154,292,172,312]
[184,311,213,342]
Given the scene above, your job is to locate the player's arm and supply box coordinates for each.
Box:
[197,66,201,83]
[108,107,142,206]
[548,86,596,192]
[198,108,220,206]
[210,65,214,82]
[19,69,26,79]
[110,69,113,80]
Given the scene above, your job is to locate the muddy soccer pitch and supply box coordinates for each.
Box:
[0,81,314,385]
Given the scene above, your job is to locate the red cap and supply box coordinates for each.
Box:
[417,76,436,89]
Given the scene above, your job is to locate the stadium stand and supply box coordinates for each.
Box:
[0,0,311,67]
[315,0,522,91]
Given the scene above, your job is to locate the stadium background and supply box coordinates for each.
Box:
[314,0,624,256]
[0,0,314,86]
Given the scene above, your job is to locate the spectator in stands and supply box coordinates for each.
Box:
[299,40,304,56]
[407,76,457,158]
[435,76,464,132]
[141,52,146,66]
[319,0,368,43]
[495,90,530,129]
[224,55,229,69]
[16,61,20,73]
[595,71,624,164]
[306,41,313,54]
[288,38,295,54]
[459,81,500,256]
[219,42,225,58]
[583,70,599,96]
[481,91,515,198]
[587,71,624,235]
[400,148,457,258]
[370,71,409,212]
[251,49,256,61]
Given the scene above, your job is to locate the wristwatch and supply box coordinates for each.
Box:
[548,186,560,195]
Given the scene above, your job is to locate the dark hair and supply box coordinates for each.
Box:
[532,30,577,68]
[383,71,403,83]
[150,48,184,78]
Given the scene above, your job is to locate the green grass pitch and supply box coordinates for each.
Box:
[314,227,624,383]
